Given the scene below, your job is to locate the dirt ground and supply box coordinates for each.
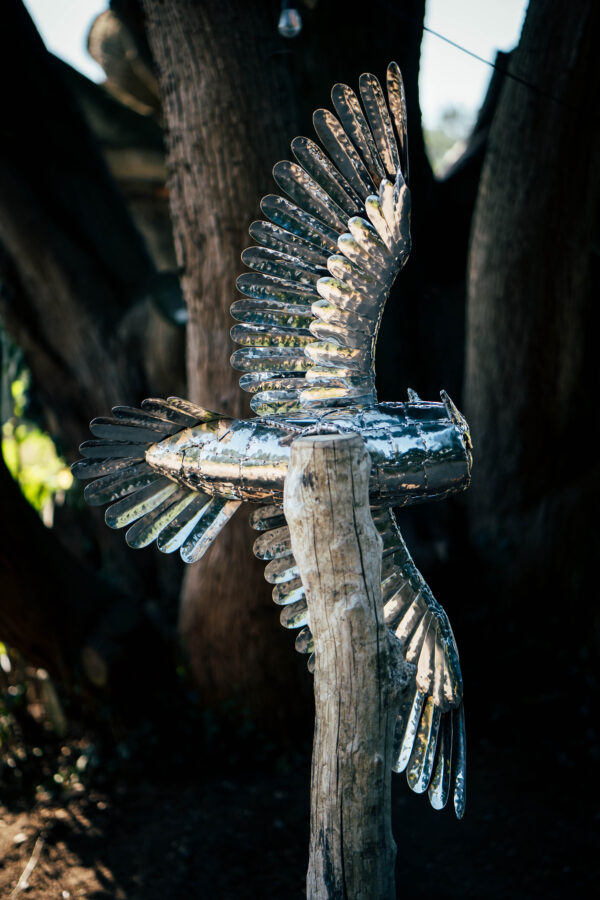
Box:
[1,735,597,899]
[0,773,308,899]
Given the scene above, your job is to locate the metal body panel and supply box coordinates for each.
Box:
[146,399,471,506]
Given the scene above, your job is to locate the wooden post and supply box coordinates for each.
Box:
[284,434,406,900]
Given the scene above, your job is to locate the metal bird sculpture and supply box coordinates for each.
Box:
[73,63,472,818]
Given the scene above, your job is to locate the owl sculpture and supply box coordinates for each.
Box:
[74,63,471,818]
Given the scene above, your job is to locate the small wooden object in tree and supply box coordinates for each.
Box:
[284,433,411,899]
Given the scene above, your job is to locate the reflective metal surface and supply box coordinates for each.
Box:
[145,397,471,506]
[74,63,471,817]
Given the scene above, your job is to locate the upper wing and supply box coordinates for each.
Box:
[250,501,466,818]
[230,62,411,416]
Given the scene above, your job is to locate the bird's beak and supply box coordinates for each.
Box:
[440,390,473,474]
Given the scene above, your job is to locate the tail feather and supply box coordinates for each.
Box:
[111,405,182,433]
[89,417,171,443]
[180,497,241,563]
[105,478,179,529]
[156,494,209,553]
[71,456,142,480]
[125,488,195,549]
[79,439,151,459]
[73,397,237,563]
[83,461,157,506]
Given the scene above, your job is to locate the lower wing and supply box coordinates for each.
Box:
[251,503,466,817]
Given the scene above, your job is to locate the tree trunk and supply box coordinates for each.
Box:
[464,0,600,670]
[141,0,308,722]
[141,0,430,723]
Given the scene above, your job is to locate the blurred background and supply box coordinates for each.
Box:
[0,0,598,897]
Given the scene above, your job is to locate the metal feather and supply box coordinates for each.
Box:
[180,497,241,564]
[359,72,400,178]
[84,462,159,506]
[241,246,323,286]
[406,697,441,793]
[291,136,362,217]
[140,398,204,426]
[260,194,340,253]
[312,108,375,199]
[111,405,181,432]
[280,598,309,629]
[230,346,311,374]
[105,478,179,529]
[231,299,314,329]
[428,712,453,810]
[273,160,349,233]
[249,219,330,267]
[230,324,313,348]
[253,524,292,560]
[295,626,314,656]
[89,418,169,443]
[386,61,409,181]
[331,82,386,185]
[272,579,304,606]
[157,493,211,553]
[79,440,151,459]
[239,371,306,394]
[453,705,467,819]
[71,456,143,480]
[236,272,317,304]
[249,504,286,531]
[125,489,192,549]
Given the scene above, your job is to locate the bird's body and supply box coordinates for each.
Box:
[145,398,471,505]
[74,63,471,817]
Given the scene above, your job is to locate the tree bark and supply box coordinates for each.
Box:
[141,0,308,720]
[141,0,430,722]
[285,435,406,899]
[464,0,600,652]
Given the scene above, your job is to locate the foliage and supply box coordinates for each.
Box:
[424,104,474,175]
[0,645,96,807]
[1,338,72,523]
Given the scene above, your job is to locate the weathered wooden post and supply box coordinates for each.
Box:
[284,433,410,900]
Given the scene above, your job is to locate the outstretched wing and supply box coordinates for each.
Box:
[231,63,411,416]
[250,503,466,818]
